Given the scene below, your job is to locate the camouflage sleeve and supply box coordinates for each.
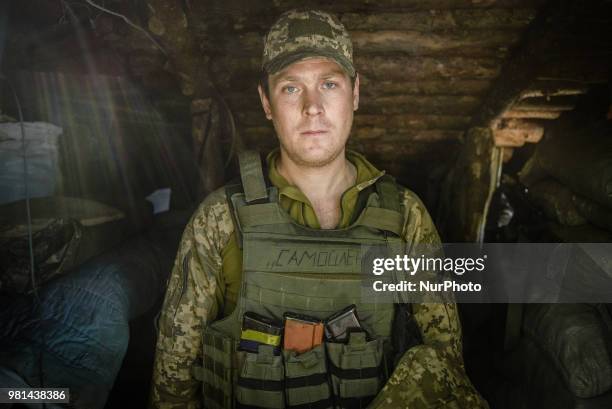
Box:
[368,188,489,409]
[150,188,234,409]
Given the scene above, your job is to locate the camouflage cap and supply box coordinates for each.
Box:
[262,9,355,77]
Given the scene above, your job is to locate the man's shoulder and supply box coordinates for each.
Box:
[394,183,429,215]
[190,186,235,237]
[392,182,440,244]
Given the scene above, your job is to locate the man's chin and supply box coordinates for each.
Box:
[288,149,343,168]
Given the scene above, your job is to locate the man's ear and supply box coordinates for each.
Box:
[258,84,273,120]
[352,73,360,111]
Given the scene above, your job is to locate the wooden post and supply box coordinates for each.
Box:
[437,1,606,242]
[438,127,502,242]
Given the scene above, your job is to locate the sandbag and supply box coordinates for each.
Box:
[547,222,612,243]
[518,154,548,187]
[527,178,586,226]
[573,194,612,232]
[0,213,183,409]
[526,126,612,210]
[0,196,126,293]
[522,304,612,398]
[0,122,62,205]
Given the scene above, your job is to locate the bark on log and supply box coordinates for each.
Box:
[352,128,463,142]
[515,95,579,111]
[354,56,500,80]
[493,120,544,147]
[522,81,589,98]
[357,95,480,115]
[236,0,545,13]
[494,129,537,147]
[214,77,491,98]
[354,114,471,129]
[198,7,536,33]
[503,110,561,119]
[502,147,514,163]
[345,140,460,157]
[340,9,535,31]
[513,103,575,112]
[211,55,501,83]
[241,126,462,144]
[227,94,479,116]
[357,79,492,96]
[201,30,518,57]
[351,30,518,56]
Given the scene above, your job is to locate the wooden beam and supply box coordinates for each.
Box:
[357,78,492,96]
[521,81,589,98]
[237,111,472,130]
[354,56,501,80]
[201,29,519,57]
[504,119,545,143]
[352,128,463,142]
[210,55,501,83]
[513,102,575,112]
[493,121,544,147]
[502,110,562,119]
[437,127,502,242]
[470,2,602,127]
[357,95,480,115]
[220,8,538,33]
[502,147,514,163]
[237,0,546,13]
[350,30,519,56]
[340,9,536,31]
[354,114,471,129]
[351,140,461,157]
[228,94,479,116]
[216,76,492,99]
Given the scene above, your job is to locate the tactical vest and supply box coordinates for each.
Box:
[198,151,406,409]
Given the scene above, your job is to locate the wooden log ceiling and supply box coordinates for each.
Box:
[190,0,543,189]
[7,0,609,211]
[4,0,547,195]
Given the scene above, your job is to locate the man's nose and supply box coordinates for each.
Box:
[303,89,324,116]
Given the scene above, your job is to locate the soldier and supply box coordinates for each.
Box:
[150,9,489,409]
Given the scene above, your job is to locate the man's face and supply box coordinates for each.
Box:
[258,57,359,167]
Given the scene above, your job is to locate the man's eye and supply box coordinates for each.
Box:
[322,81,337,89]
[284,86,298,94]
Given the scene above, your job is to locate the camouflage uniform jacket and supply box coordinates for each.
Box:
[150,151,488,409]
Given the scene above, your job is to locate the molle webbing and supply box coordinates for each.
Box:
[202,151,405,408]
[202,330,234,409]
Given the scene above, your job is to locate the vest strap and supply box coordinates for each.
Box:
[376,175,401,212]
[239,151,268,203]
[357,207,403,236]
